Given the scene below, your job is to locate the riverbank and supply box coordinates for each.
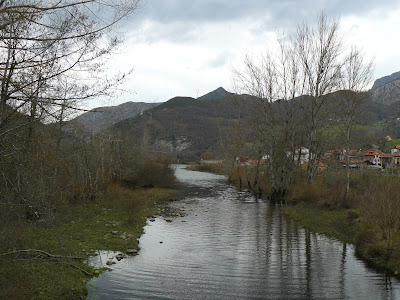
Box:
[0,185,176,299]
[284,201,400,278]
[184,161,229,175]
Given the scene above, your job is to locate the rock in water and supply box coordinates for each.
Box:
[115,253,125,261]
[126,249,138,255]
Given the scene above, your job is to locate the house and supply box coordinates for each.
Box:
[288,147,310,164]
[393,152,400,167]
[325,149,348,161]
[236,156,249,165]
[343,159,366,169]
[364,149,384,166]
[381,153,394,169]
[362,149,395,169]
[391,145,400,154]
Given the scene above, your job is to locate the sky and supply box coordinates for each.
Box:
[94,0,400,107]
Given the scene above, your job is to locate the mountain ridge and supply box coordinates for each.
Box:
[372,71,400,89]
[69,101,160,134]
[198,87,231,100]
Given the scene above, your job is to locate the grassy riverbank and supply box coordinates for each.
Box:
[284,201,400,277]
[0,185,176,299]
[285,173,400,278]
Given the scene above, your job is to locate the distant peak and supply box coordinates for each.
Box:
[372,71,400,89]
[198,87,230,100]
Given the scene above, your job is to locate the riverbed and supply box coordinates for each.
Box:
[87,165,400,299]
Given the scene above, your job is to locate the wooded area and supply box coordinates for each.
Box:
[0,0,178,254]
[232,13,374,202]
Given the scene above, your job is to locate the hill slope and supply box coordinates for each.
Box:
[372,71,400,89]
[69,101,160,133]
[111,88,253,160]
[371,77,400,105]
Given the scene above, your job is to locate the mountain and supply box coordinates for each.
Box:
[69,101,160,133]
[69,74,400,160]
[111,88,253,160]
[372,71,400,89]
[198,87,231,100]
[371,77,400,105]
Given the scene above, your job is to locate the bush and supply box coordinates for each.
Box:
[134,159,176,188]
[289,179,328,203]
[362,177,400,253]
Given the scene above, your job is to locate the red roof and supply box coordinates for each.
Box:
[364,149,383,156]
[349,150,361,156]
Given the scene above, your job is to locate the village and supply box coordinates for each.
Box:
[325,146,400,170]
[237,144,400,170]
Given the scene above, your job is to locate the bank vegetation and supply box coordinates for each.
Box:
[0,1,179,299]
[198,13,400,277]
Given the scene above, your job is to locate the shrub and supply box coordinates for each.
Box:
[289,180,327,203]
[134,160,176,187]
[362,177,400,253]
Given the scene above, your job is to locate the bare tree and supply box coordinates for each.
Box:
[0,0,140,219]
[336,47,374,204]
[233,51,281,194]
[0,0,139,132]
[233,13,374,197]
[295,13,344,183]
[233,35,305,197]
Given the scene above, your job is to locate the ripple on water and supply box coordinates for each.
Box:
[87,165,400,300]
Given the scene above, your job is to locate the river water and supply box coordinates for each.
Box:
[87,165,400,299]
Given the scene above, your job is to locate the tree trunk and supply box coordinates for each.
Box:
[344,127,351,205]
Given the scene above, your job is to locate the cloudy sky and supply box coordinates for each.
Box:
[96,0,400,107]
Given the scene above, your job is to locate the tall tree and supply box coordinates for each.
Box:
[336,47,374,204]
[233,35,305,196]
[295,13,344,183]
[233,12,373,196]
[0,0,140,217]
[0,0,139,132]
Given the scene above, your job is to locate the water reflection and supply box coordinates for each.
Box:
[88,165,400,299]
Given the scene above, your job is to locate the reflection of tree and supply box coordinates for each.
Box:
[339,242,347,299]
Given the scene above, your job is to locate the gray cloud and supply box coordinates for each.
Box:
[136,0,399,25]
[125,0,399,44]
[207,51,233,69]
[128,21,201,44]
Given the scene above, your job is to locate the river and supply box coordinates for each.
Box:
[87,165,400,299]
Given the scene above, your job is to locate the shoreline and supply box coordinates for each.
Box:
[189,162,400,279]
[0,186,177,299]
[283,202,400,279]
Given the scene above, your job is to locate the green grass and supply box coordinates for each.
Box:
[284,204,356,243]
[284,194,400,277]
[391,138,400,145]
[0,186,176,300]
